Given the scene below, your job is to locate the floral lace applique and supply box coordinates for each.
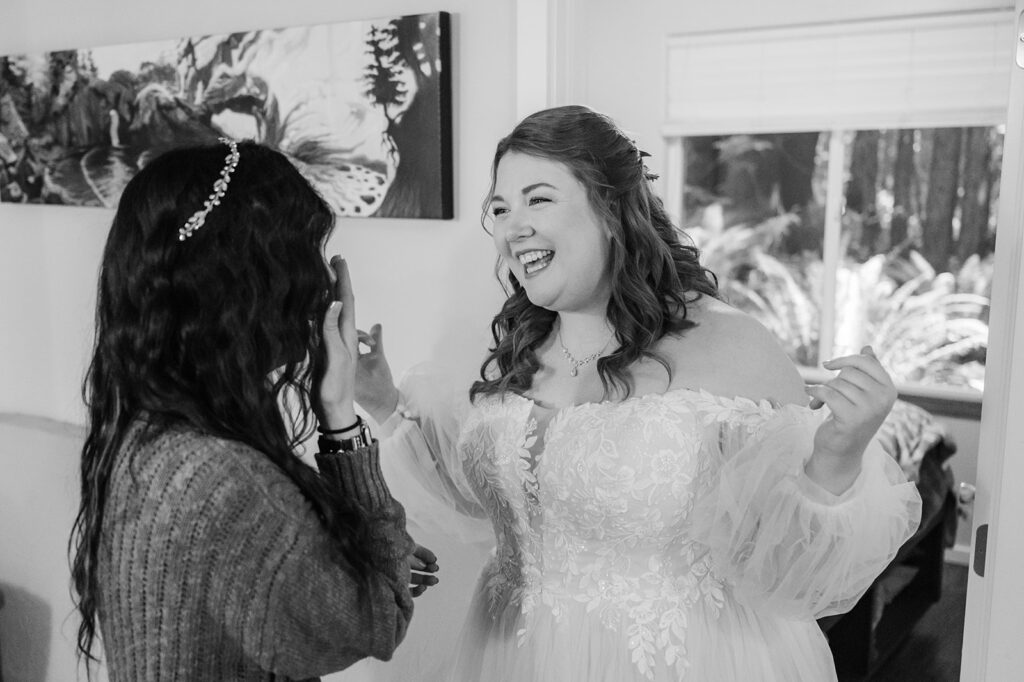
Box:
[458,389,783,679]
[461,398,545,642]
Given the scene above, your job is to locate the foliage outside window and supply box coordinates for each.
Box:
[681,127,1001,394]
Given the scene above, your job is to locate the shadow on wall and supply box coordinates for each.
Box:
[0,582,52,681]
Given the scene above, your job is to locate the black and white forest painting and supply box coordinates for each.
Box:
[0,12,453,218]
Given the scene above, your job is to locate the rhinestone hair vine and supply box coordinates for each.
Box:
[178,137,240,241]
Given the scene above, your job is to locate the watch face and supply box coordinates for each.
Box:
[339,427,372,451]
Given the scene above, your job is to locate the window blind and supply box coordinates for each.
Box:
[663,10,1015,136]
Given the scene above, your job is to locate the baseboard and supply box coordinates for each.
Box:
[945,543,971,566]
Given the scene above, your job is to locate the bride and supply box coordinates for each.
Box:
[356,105,921,681]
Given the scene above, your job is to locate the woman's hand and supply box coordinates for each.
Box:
[804,346,897,494]
[355,323,400,424]
[315,256,358,430]
[409,543,439,597]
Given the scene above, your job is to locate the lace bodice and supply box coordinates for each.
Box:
[379,374,921,681]
[458,389,780,677]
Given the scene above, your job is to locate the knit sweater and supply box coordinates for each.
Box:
[96,422,415,681]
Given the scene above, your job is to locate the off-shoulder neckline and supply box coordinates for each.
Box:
[508,385,791,416]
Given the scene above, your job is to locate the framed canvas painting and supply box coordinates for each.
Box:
[0,12,453,218]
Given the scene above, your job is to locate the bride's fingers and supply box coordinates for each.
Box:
[805,381,858,414]
[370,323,384,352]
[822,352,892,388]
[829,367,878,394]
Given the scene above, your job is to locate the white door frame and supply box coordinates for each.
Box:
[514,0,582,120]
[960,5,1024,679]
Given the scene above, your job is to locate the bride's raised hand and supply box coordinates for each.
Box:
[804,346,897,493]
[355,323,400,424]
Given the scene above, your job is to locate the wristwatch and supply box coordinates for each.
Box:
[317,416,373,453]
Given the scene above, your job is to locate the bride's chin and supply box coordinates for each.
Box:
[523,287,556,310]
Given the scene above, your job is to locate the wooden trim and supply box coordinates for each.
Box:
[897,392,983,421]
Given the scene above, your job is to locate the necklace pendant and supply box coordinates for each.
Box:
[569,366,578,377]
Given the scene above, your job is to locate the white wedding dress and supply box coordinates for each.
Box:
[378,365,921,682]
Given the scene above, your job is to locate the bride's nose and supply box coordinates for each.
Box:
[502,209,535,243]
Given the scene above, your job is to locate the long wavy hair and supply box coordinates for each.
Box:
[69,141,371,668]
[471,105,720,401]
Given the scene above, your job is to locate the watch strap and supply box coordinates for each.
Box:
[317,419,373,453]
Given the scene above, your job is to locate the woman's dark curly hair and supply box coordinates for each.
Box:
[69,141,371,668]
[471,105,720,401]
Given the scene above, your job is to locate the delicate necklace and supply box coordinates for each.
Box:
[557,323,615,377]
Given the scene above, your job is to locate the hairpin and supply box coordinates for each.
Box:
[178,137,240,241]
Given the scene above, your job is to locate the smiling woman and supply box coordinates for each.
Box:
[488,152,613,314]
[352,105,922,681]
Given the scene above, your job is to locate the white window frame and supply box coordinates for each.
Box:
[662,10,1013,413]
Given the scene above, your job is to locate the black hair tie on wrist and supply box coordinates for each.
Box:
[318,415,362,435]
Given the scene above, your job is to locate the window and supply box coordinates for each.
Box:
[680,127,1001,394]
[662,10,1012,402]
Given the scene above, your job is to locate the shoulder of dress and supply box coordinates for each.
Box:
[661,387,819,433]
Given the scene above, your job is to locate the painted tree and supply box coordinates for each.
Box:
[369,14,450,218]
[362,23,406,162]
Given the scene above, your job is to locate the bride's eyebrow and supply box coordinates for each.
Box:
[491,182,559,204]
[522,182,556,194]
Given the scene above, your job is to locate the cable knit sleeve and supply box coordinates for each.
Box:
[200,438,415,679]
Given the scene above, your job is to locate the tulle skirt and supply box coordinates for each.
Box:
[443,571,839,682]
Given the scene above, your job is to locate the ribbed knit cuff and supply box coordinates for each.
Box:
[314,441,392,511]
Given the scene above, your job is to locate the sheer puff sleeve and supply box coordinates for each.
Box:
[691,402,922,619]
[375,362,493,544]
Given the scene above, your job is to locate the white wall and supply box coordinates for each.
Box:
[0,416,90,682]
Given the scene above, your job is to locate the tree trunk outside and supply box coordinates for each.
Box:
[776,132,819,211]
[922,127,963,273]
[847,130,881,259]
[891,129,917,248]
[958,127,992,265]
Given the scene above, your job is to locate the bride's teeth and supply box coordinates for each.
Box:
[518,250,553,265]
